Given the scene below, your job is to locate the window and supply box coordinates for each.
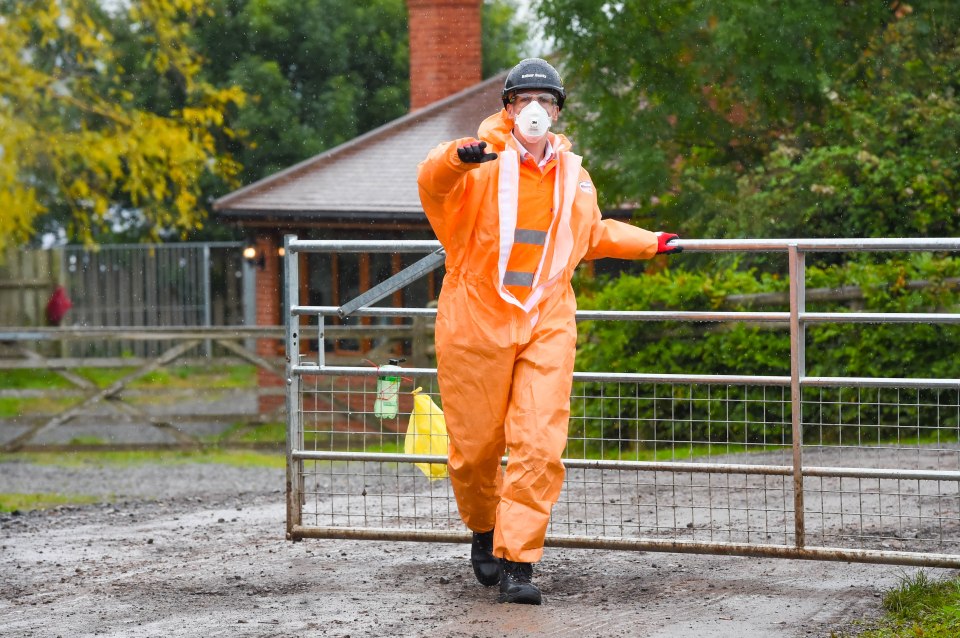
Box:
[304,249,440,357]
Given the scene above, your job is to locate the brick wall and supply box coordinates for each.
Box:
[408,0,482,110]
[254,234,285,414]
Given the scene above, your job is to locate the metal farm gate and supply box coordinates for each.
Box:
[282,236,960,568]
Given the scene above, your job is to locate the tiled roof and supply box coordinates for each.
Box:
[213,72,507,222]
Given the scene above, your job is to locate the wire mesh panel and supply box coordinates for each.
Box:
[803,473,960,553]
[558,379,796,546]
[284,236,960,567]
[800,386,960,554]
[297,372,462,532]
[294,373,799,541]
[289,368,960,562]
[552,468,795,546]
[568,381,793,462]
[802,387,960,469]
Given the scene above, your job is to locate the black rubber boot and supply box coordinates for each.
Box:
[498,559,542,605]
[470,530,500,586]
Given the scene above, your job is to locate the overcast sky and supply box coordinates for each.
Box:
[513,0,552,57]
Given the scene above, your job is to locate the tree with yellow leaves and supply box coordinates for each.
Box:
[0,0,244,251]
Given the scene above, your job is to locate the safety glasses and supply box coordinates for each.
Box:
[510,92,558,108]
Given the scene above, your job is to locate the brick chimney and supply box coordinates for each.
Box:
[407,0,483,110]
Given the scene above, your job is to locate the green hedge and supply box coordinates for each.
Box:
[572,256,960,451]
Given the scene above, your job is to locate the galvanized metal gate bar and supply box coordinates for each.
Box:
[284,235,304,534]
[337,249,446,318]
[788,245,806,548]
[284,236,960,567]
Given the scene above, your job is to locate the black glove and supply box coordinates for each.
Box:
[457,140,498,164]
[655,232,683,255]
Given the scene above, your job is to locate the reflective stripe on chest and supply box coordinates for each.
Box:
[496,148,581,324]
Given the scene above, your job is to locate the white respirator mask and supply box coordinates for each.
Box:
[515,101,552,142]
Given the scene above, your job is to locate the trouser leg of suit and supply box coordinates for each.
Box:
[436,292,576,561]
[435,312,514,535]
[494,319,576,564]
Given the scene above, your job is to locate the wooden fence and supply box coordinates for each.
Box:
[0,246,62,326]
[1,242,248,356]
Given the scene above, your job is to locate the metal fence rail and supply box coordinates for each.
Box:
[283,236,960,567]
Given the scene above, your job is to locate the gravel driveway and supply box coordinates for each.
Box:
[1,457,955,637]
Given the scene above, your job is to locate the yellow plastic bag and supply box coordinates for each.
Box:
[404,387,449,480]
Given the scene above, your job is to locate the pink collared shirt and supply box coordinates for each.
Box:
[512,134,556,170]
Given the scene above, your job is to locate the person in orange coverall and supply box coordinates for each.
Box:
[417,58,682,605]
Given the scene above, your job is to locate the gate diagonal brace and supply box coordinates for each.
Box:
[105,400,199,446]
[337,248,445,318]
[2,339,202,452]
[10,344,95,390]
[215,338,284,379]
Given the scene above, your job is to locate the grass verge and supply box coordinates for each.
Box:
[562,441,786,461]
[0,449,285,469]
[0,492,102,513]
[209,421,286,445]
[0,365,258,415]
[835,571,960,637]
[0,365,257,391]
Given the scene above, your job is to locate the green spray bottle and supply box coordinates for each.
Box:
[374,358,404,419]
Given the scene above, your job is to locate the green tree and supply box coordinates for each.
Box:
[683,8,960,243]
[483,0,529,78]
[538,0,960,242]
[195,0,529,184]
[0,0,244,250]
[193,0,409,182]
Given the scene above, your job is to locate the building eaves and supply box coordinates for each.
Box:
[213,72,507,218]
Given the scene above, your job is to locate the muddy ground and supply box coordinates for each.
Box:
[1,458,956,638]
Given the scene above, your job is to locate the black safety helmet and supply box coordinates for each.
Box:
[501,58,566,110]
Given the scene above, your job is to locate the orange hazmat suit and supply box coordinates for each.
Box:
[417,109,659,563]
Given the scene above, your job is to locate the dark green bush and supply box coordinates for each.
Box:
[572,256,960,452]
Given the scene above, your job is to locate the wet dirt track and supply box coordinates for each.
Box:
[1,460,955,638]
